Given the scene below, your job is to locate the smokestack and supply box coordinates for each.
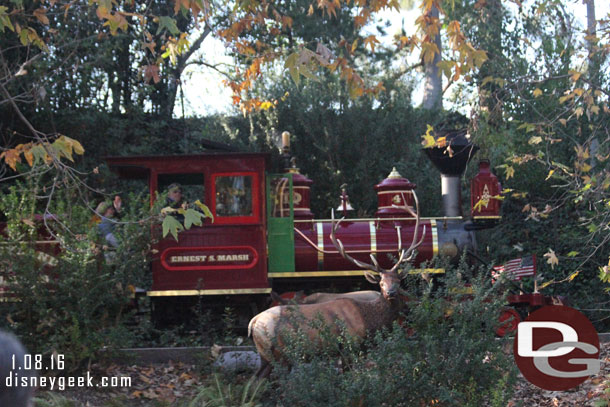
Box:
[423,129,478,218]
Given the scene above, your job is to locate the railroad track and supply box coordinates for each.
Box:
[113,333,610,368]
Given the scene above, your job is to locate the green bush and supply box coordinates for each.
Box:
[0,179,155,371]
[187,374,268,407]
[270,259,518,407]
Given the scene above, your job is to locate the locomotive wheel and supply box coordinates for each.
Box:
[495,307,521,337]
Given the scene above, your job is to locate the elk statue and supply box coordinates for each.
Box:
[248,192,425,377]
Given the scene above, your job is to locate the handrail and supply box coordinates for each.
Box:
[294,216,462,223]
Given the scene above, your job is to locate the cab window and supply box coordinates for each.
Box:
[158,173,205,205]
[215,175,252,217]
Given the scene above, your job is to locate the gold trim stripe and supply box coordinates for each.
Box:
[431,219,438,256]
[147,288,272,296]
[268,269,445,278]
[377,190,414,195]
[369,221,377,253]
[407,268,445,274]
[473,216,502,219]
[316,222,324,270]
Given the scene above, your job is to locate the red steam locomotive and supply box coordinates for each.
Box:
[1,131,553,333]
[103,131,550,330]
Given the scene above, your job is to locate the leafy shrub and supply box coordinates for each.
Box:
[0,179,155,371]
[271,259,518,407]
[187,374,268,407]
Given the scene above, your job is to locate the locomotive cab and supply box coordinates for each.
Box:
[106,153,273,309]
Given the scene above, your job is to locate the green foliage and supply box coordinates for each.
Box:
[187,374,268,407]
[0,179,154,371]
[271,260,517,407]
[33,393,76,407]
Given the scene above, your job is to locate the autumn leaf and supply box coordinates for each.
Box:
[0,149,21,170]
[193,200,213,222]
[143,64,161,84]
[528,136,542,145]
[568,69,581,82]
[260,101,273,110]
[363,35,380,53]
[543,248,558,269]
[421,124,435,148]
[33,8,50,25]
[533,88,542,97]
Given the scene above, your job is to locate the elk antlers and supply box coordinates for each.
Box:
[330,190,426,283]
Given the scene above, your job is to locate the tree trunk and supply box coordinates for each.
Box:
[584,0,599,165]
[477,0,504,126]
[422,5,442,110]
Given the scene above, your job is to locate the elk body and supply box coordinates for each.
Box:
[270,290,381,306]
[249,192,425,377]
[249,273,404,370]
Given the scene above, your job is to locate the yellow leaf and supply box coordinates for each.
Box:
[590,105,600,115]
[545,169,554,180]
[482,76,494,86]
[528,136,543,145]
[351,40,358,53]
[533,88,543,98]
[574,107,584,118]
[559,118,567,126]
[569,70,581,81]
[421,135,436,148]
[505,165,515,179]
[539,280,555,290]
[260,101,273,110]
[543,248,559,269]
[567,271,580,281]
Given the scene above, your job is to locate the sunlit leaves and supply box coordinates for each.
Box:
[496,164,515,180]
[543,248,558,270]
[161,34,190,64]
[193,200,214,222]
[0,136,85,171]
[363,35,380,53]
[420,124,436,148]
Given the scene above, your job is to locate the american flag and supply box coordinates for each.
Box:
[492,255,536,281]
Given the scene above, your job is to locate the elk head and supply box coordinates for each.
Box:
[330,190,425,300]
